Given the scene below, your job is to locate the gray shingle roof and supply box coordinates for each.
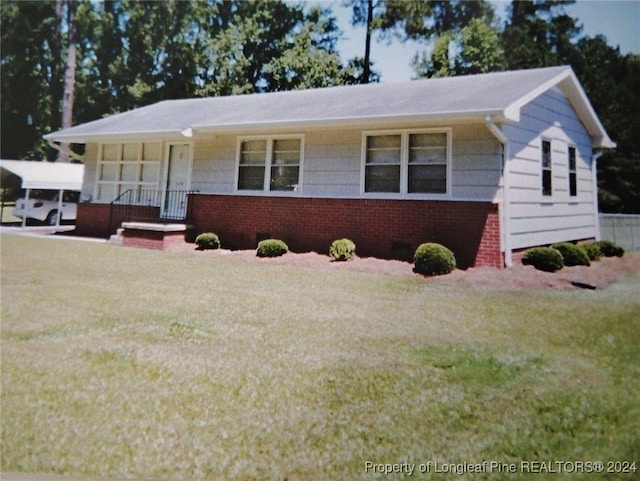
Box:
[44,66,614,147]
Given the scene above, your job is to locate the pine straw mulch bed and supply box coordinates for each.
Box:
[166,242,640,291]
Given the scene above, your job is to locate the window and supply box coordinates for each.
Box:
[238,137,302,192]
[365,134,401,193]
[238,139,267,190]
[568,146,577,197]
[408,132,447,194]
[364,130,449,195]
[542,140,552,196]
[96,142,161,202]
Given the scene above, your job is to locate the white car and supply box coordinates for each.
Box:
[12,190,79,225]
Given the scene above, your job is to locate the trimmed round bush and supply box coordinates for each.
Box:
[521,247,564,272]
[551,242,590,266]
[413,243,456,276]
[256,239,289,257]
[595,240,624,257]
[329,238,356,261]
[582,242,602,261]
[195,232,220,250]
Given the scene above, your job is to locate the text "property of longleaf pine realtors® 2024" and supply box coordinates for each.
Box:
[364,460,636,475]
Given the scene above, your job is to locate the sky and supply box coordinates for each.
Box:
[320,0,640,83]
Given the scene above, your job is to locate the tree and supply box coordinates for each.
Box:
[198,1,353,95]
[1,0,94,161]
[265,7,355,90]
[1,1,59,160]
[58,0,78,162]
[378,0,494,40]
[570,36,640,213]
[366,0,496,79]
[412,17,505,77]
[456,18,506,74]
[502,0,581,69]
[344,0,378,84]
[1,0,358,161]
[412,32,453,78]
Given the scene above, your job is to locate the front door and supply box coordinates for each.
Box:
[163,143,191,219]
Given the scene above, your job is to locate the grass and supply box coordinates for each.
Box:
[1,233,639,480]
[1,201,20,224]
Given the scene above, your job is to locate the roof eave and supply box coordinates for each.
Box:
[191,110,505,134]
[44,111,506,142]
[504,67,616,150]
[44,129,188,144]
[592,136,616,149]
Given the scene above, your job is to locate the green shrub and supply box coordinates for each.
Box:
[521,247,564,272]
[582,242,602,261]
[595,240,625,257]
[413,243,456,276]
[256,239,289,258]
[195,232,220,250]
[329,238,356,261]
[551,242,590,267]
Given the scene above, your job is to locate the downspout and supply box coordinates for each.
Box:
[592,150,603,241]
[485,116,513,267]
[47,140,84,163]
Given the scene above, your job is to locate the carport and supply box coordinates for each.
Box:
[0,159,84,229]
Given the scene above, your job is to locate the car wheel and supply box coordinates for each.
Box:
[46,210,61,226]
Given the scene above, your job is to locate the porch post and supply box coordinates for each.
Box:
[56,189,63,227]
[21,188,30,230]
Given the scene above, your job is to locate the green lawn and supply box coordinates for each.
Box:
[1,233,639,481]
[1,201,20,224]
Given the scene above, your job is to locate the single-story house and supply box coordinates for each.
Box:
[44,66,615,268]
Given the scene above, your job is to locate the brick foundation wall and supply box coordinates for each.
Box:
[189,194,504,269]
[75,203,111,238]
[75,203,160,238]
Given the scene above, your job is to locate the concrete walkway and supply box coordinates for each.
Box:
[0,225,106,243]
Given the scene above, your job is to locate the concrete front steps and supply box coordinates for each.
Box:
[109,222,193,250]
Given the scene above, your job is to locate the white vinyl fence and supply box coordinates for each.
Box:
[600,214,640,251]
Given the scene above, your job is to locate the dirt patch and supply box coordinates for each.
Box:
[166,241,640,290]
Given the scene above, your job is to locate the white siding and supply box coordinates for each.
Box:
[177,123,502,200]
[82,143,99,200]
[450,124,502,201]
[81,123,503,203]
[504,87,596,249]
[191,136,236,193]
[303,129,362,197]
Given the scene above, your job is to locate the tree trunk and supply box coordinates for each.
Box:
[59,0,77,162]
[46,0,64,161]
[363,0,373,84]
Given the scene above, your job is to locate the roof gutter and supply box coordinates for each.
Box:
[191,110,505,134]
[485,115,512,267]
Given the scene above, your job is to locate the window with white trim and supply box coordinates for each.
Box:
[408,132,447,194]
[568,146,577,197]
[238,136,302,192]
[365,134,401,193]
[542,140,552,197]
[364,130,449,195]
[96,142,161,202]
